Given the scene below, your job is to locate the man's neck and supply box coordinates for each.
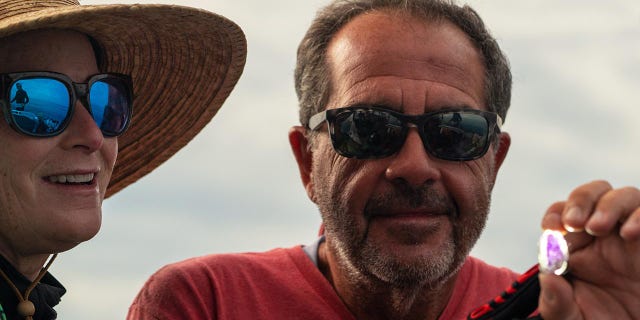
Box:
[317,240,458,320]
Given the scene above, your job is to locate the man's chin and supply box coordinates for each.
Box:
[358,240,456,287]
[365,218,453,257]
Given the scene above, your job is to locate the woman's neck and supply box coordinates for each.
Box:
[0,246,50,281]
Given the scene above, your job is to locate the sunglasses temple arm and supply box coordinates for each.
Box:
[308,111,328,130]
[496,115,503,131]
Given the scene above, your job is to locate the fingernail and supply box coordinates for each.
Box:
[563,207,583,232]
[565,207,581,221]
[591,210,606,223]
[585,210,607,236]
[564,224,580,233]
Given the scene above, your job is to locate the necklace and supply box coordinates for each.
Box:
[0,254,57,320]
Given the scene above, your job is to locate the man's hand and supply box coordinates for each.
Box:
[538,180,640,319]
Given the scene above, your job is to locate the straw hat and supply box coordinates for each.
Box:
[0,0,247,197]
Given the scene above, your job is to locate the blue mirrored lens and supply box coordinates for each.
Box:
[9,78,71,135]
[89,79,130,136]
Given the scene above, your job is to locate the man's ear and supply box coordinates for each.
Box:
[289,126,316,202]
[494,131,511,173]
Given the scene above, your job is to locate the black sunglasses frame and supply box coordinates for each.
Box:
[308,105,503,161]
[1,71,133,138]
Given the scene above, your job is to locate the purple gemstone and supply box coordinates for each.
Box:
[538,229,569,275]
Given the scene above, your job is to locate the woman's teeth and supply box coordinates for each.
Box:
[48,173,95,184]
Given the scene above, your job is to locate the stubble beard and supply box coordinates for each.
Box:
[316,179,491,290]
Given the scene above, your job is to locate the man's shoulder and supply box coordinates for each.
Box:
[463,256,519,282]
[129,244,350,319]
[137,244,323,304]
[452,256,520,302]
[439,257,520,319]
[151,245,308,282]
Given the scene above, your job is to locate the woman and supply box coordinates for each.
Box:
[0,0,246,319]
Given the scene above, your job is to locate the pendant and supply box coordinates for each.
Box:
[17,300,35,317]
[538,229,569,275]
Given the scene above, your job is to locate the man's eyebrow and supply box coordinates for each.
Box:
[340,103,478,113]
[348,102,405,113]
[437,105,475,111]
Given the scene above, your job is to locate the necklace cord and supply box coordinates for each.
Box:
[0,254,58,320]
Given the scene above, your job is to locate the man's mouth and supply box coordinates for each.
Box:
[47,173,95,185]
[368,210,447,220]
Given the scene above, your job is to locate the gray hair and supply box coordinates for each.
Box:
[294,0,512,129]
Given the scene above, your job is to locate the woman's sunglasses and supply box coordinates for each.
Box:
[308,105,503,161]
[1,71,133,137]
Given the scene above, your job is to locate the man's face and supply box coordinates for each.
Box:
[0,29,117,260]
[306,12,509,286]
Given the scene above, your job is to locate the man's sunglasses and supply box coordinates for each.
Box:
[308,105,503,161]
[1,71,133,137]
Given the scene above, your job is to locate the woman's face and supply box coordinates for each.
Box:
[0,29,117,263]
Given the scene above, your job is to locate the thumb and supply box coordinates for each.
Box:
[538,273,582,320]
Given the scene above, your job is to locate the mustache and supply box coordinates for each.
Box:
[363,182,457,219]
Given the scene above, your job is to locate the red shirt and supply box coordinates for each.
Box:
[128,246,517,319]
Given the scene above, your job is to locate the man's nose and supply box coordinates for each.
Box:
[385,128,441,187]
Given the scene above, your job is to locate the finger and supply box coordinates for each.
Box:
[563,180,612,232]
[538,273,583,320]
[542,201,566,230]
[585,186,640,236]
[563,231,593,253]
[620,206,640,241]
[542,202,594,253]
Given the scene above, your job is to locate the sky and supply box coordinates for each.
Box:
[49,0,639,319]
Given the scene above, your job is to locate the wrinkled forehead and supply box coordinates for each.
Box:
[326,11,486,107]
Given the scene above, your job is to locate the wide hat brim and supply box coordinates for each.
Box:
[0,1,247,198]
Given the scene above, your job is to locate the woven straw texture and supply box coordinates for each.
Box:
[0,0,247,197]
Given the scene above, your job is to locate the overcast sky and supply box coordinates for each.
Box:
[51,1,639,319]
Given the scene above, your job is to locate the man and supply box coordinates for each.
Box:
[128,1,640,319]
[0,0,246,319]
[10,83,29,111]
